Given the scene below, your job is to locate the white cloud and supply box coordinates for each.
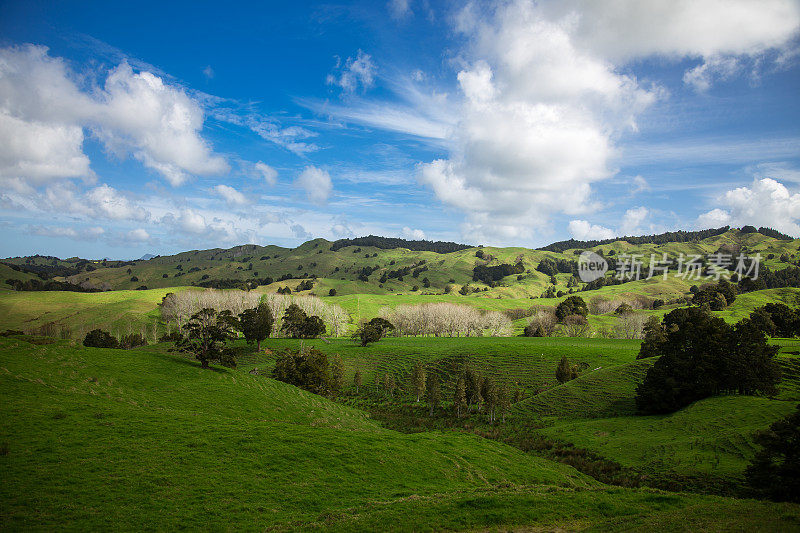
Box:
[213,184,248,206]
[388,0,412,19]
[295,166,333,205]
[97,62,228,185]
[631,175,650,194]
[85,185,149,221]
[255,162,278,186]
[682,56,741,92]
[696,178,800,236]
[401,227,426,240]
[620,206,650,235]
[0,45,227,189]
[126,228,150,242]
[203,65,214,80]
[327,50,377,94]
[696,208,732,228]
[568,220,616,241]
[28,225,105,241]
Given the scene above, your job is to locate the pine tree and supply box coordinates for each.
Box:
[353,370,362,393]
[426,373,441,416]
[555,355,577,384]
[454,376,467,418]
[497,383,510,423]
[411,361,426,402]
[329,354,345,393]
[384,373,396,398]
[483,376,497,423]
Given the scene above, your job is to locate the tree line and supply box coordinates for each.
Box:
[329,235,472,254]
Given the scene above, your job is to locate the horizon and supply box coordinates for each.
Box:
[2,224,775,263]
[1,1,800,259]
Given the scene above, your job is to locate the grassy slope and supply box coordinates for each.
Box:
[538,395,798,482]
[0,287,182,335]
[248,336,641,397]
[4,229,797,300]
[3,337,799,531]
[0,336,598,530]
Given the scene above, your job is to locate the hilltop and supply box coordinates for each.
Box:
[2,227,799,303]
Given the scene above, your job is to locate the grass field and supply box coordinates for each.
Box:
[3,335,800,531]
[538,395,798,486]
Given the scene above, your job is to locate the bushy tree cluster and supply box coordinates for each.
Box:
[555,296,588,321]
[472,262,525,285]
[692,279,736,310]
[280,304,326,338]
[83,329,119,348]
[555,355,581,384]
[536,258,577,277]
[745,303,800,338]
[539,226,730,253]
[238,302,274,350]
[354,317,394,346]
[172,308,238,369]
[271,348,332,395]
[746,404,800,502]
[635,307,781,414]
[329,235,471,254]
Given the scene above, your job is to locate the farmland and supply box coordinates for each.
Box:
[2,227,800,530]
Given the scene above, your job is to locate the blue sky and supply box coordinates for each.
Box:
[1,0,799,259]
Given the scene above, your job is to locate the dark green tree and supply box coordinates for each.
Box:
[173,308,237,369]
[280,304,326,339]
[238,302,274,351]
[746,404,800,502]
[555,296,588,321]
[426,373,441,416]
[271,347,330,394]
[555,355,579,384]
[635,307,780,414]
[83,329,119,349]
[454,376,466,417]
[411,360,426,402]
[637,316,667,359]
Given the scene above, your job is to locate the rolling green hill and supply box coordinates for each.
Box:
[3,335,800,531]
[4,228,799,301]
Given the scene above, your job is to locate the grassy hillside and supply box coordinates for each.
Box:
[4,228,798,301]
[538,395,798,486]
[3,336,800,530]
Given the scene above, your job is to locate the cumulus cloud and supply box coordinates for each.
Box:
[327,50,376,94]
[96,62,228,185]
[401,227,426,240]
[85,185,150,221]
[619,206,650,235]
[213,184,248,206]
[411,0,800,243]
[255,161,278,186]
[696,178,800,236]
[568,220,616,241]
[295,166,333,205]
[0,44,227,188]
[126,228,151,242]
[569,207,650,241]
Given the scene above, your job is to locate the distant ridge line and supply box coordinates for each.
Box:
[537,226,732,253]
[329,235,473,254]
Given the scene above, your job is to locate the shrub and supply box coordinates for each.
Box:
[271,348,330,394]
[83,329,119,349]
[555,296,588,321]
[120,333,147,349]
[746,404,800,502]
